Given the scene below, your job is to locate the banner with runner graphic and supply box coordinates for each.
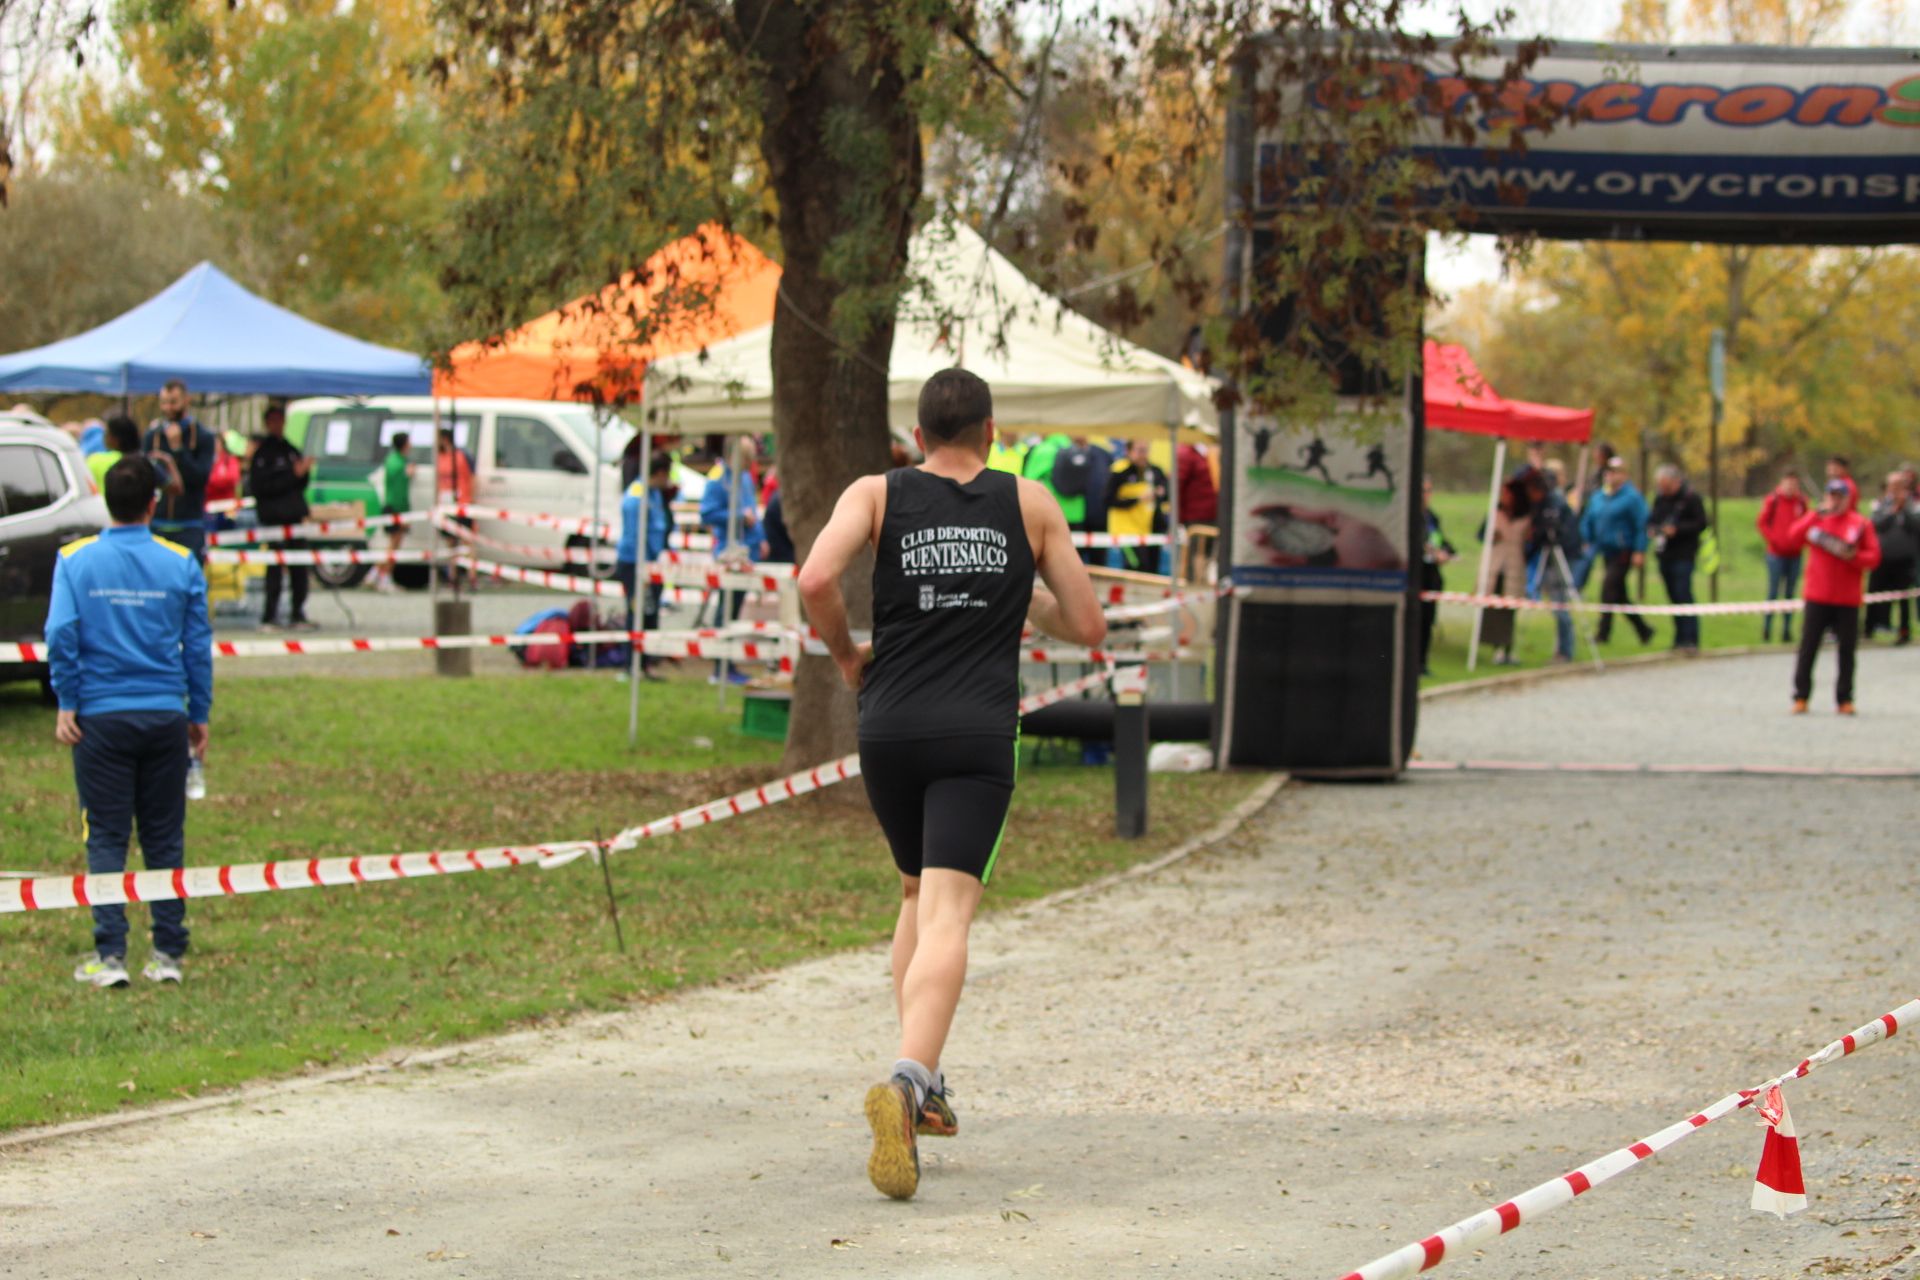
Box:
[1229,403,1411,594]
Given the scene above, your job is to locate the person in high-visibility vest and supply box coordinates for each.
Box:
[986,424,1025,475]
[1104,440,1169,574]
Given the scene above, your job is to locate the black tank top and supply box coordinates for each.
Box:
[859,466,1036,741]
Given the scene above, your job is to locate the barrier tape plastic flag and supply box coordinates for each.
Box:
[0,669,1112,917]
[1337,997,1919,1280]
[1750,1085,1807,1217]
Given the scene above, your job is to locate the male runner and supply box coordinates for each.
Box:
[797,368,1107,1200]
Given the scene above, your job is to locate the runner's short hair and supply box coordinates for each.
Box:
[104,455,158,522]
[392,432,410,452]
[917,369,993,444]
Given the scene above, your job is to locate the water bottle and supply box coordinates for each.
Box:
[185,757,207,801]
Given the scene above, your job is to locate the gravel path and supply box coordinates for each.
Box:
[3,650,1917,1279]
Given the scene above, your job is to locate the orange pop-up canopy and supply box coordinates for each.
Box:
[435,224,779,403]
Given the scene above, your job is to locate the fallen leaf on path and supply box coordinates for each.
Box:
[425,1248,471,1261]
[190,1230,217,1240]
[830,1238,859,1249]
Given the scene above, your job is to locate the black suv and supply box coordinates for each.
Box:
[0,418,112,697]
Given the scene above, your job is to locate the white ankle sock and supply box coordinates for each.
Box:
[892,1058,934,1108]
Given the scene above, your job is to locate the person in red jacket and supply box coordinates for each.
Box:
[1175,443,1218,526]
[1783,478,1881,714]
[1754,470,1808,644]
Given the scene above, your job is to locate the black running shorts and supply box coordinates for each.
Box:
[857,735,1017,883]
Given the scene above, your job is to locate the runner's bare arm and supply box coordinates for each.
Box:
[1019,478,1106,647]
[797,476,884,689]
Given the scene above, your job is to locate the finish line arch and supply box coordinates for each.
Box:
[1215,39,1920,775]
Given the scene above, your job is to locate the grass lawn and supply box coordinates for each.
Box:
[1420,490,1806,686]
[0,672,1262,1132]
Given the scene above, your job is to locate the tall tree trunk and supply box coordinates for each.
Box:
[737,0,922,776]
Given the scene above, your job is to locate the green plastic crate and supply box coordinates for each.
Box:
[741,690,792,742]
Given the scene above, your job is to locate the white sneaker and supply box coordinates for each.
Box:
[142,951,183,984]
[73,952,130,988]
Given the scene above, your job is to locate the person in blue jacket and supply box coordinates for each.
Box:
[46,456,213,988]
[698,439,761,681]
[1577,455,1654,645]
[617,451,678,677]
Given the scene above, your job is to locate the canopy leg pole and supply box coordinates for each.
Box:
[1466,438,1506,674]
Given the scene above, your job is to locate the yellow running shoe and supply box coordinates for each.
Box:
[863,1075,920,1199]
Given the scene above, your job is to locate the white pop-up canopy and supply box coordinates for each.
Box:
[641,223,1217,442]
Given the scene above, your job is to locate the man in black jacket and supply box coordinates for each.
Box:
[247,400,316,631]
[1647,463,1708,653]
[144,378,217,562]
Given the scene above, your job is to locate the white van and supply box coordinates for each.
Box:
[289,396,634,575]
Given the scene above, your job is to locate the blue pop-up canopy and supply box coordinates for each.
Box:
[0,262,431,396]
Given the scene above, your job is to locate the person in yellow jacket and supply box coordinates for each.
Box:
[986,424,1026,475]
[1105,440,1169,574]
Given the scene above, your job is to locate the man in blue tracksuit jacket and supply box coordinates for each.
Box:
[1576,456,1655,646]
[697,441,761,673]
[616,451,678,673]
[46,456,213,988]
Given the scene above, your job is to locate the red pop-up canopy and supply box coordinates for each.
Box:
[1424,340,1593,443]
[1421,340,1598,672]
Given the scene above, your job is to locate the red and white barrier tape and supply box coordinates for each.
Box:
[461,556,791,597]
[1409,759,1920,780]
[1071,532,1169,548]
[206,510,432,546]
[1338,997,1920,1280]
[432,517,620,564]
[459,557,626,599]
[6,628,1167,664]
[203,497,255,515]
[0,669,1112,916]
[204,548,444,567]
[1423,587,1920,616]
[606,668,1114,846]
[445,503,612,540]
[4,630,798,664]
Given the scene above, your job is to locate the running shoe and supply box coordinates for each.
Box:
[288,618,319,632]
[1838,702,1857,716]
[1791,699,1809,715]
[73,953,130,988]
[258,620,283,633]
[916,1084,958,1138]
[143,952,183,984]
[863,1074,920,1199]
